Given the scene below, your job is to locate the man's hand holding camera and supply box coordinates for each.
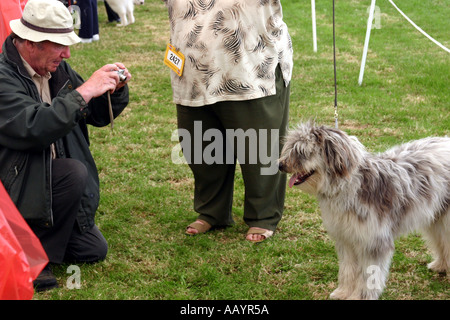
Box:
[76,63,131,103]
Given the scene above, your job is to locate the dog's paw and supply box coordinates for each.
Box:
[329,288,349,300]
[427,260,448,274]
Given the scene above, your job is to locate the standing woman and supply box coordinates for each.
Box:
[163,0,293,242]
[77,0,99,43]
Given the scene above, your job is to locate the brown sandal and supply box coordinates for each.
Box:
[186,219,212,235]
[246,227,274,243]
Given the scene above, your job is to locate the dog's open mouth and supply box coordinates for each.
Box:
[288,171,315,188]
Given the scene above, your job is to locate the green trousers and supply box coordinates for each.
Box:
[176,66,290,232]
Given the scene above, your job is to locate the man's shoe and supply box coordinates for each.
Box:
[79,38,92,43]
[33,265,58,292]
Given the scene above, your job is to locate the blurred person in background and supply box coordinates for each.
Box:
[77,0,99,43]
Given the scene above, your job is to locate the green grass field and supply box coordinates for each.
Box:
[36,0,449,300]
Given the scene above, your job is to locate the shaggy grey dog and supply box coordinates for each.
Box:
[278,121,450,300]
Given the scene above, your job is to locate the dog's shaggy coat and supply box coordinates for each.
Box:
[278,122,450,300]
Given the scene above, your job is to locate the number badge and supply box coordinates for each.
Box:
[164,44,185,77]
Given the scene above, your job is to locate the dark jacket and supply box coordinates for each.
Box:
[0,36,129,233]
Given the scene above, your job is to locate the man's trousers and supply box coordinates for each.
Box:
[31,158,107,264]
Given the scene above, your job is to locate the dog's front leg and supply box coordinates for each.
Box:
[348,245,394,300]
[330,240,358,300]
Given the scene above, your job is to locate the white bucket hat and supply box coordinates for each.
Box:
[10,0,80,46]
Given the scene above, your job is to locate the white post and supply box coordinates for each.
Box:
[311,0,317,52]
[358,0,376,85]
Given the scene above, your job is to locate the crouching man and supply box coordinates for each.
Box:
[0,0,131,291]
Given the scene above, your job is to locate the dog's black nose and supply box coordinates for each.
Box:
[278,161,284,172]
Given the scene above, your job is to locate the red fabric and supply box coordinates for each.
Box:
[0,0,27,53]
[0,181,48,300]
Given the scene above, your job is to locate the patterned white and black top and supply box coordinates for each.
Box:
[164,0,293,107]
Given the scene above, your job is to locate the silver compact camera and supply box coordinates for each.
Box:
[116,69,127,82]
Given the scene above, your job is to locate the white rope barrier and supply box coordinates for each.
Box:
[389,0,450,53]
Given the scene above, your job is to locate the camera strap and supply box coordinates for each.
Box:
[107,91,114,131]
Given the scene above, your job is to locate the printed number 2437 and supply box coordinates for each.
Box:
[169,52,181,68]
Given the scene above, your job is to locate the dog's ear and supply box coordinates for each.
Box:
[322,129,358,178]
